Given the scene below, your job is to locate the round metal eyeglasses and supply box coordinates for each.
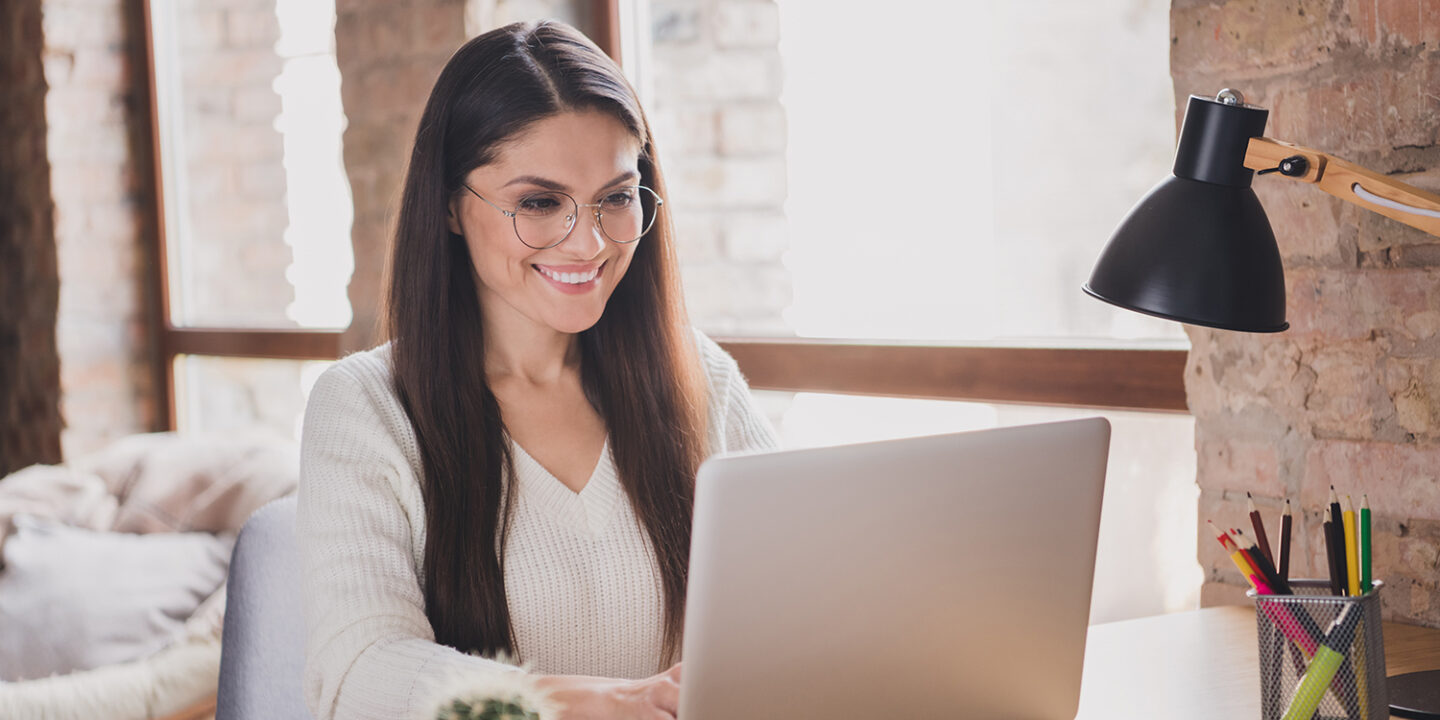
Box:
[463,184,664,250]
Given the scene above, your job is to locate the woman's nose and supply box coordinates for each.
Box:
[561,208,606,256]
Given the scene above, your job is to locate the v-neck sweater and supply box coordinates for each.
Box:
[295,330,779,720]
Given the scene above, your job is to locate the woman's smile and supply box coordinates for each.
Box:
[534,260,605,294]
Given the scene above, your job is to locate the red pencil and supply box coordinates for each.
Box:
[1231,527,1291,595]
[1247,492,1275,567]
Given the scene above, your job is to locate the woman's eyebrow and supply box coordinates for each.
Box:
[501,170,640,192]
[502,174,567,191]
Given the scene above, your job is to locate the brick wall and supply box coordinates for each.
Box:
[0,0,64,475]
[1175,0,1440,626]
[334,0,469,349]
[42,0,159,458]
[649,0,790,335]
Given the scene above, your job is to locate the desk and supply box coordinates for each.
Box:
[1077,606,1440,719]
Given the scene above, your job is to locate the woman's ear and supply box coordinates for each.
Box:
[446,194,463,236]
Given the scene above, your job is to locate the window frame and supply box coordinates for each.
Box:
[138,0,1187,431]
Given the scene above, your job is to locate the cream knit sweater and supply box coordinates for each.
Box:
[296,330,778,720]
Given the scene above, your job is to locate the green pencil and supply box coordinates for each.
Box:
[1360,494,1372,593]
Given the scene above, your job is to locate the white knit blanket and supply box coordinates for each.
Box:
[0,634,219,720]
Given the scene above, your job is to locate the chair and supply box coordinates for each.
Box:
[216,495,313,719]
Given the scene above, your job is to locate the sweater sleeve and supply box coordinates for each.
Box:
[693,329,781,455]
[296,363,519,720]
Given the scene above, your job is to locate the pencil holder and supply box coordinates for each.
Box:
[1250,579,1387,720]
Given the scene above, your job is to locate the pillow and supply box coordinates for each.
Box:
[72,431,299,535]
[0,515,234,681]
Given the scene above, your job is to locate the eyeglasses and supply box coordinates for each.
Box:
[462,184,664,250]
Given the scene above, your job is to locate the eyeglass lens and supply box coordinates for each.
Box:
[511,186,661,249]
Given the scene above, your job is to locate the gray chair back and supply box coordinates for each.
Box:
[216,495,313,719]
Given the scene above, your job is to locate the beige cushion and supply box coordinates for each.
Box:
[0,515,233,681]
[73,432,298,536]
[0,466,117,561]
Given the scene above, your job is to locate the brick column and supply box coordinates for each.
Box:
[1175,0,1440,626]
[0,0,64,475]
[43,0,160,457]
[335,0,468,351]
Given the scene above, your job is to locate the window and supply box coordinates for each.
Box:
[145,0,353,438]
[641,0,1198,619]
[779,0,1181,346]
[142,0,623,438]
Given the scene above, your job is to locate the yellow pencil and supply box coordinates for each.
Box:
[1343,495,1360,597]
[1209,521,1260,587]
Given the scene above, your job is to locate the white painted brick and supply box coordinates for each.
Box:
[651,105,718,157]
[667,155,786,210]
[717,102,785,155]
[669,209,725,264]
[722,211,786,262]
[680,262,791,325]
[714,0,779,49]
[652,49,782,103]
[651,0,705,45]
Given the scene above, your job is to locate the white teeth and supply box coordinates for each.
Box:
[539,266,599,284]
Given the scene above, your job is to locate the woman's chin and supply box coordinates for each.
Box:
[544,307,606,335]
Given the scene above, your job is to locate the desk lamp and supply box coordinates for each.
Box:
[1084,89,1440,719]
[1084,88,1440,333]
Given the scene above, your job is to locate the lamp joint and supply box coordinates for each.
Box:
[1256,155,1310,178]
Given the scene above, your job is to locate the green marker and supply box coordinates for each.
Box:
[1281,604,1361,720]
[1360,494,1372,593]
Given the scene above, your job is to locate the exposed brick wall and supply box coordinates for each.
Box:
[649,0,790,335]
[0,0,64,475]
[42,0,160,458]
[1175,0,1440,626]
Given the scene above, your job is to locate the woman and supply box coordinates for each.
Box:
[296,20,778,720]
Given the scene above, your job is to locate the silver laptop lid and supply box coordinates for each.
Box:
[679,417,1110,720]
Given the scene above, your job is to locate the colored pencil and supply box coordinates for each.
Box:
[1360,494,1372,593]
[1210,521,1257,581]
[1247,492,1275,567]
[1322,506,1345,596]
[1232,527,1292,595]
[1278,499,1293,584]
[1209,521,1347,708]
[1343,495,1360,596]
[1209,523,1311,651]
[1329,486,1347,593]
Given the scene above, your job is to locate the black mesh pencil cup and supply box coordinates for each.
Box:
[1249,579,1387,720]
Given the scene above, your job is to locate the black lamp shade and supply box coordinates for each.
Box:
[1084,94,1289,333]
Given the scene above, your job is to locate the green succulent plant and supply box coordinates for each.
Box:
[438,697,540,720]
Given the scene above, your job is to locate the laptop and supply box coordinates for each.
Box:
[678,417,1110,720]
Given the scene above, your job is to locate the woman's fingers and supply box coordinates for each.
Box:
[648,669,682,716]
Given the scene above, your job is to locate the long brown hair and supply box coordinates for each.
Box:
[384,21,707,669]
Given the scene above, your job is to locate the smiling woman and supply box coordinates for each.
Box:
[447,111,646,334]
[294,20,778,720]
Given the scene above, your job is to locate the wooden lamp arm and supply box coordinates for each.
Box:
[1243,137,1440,238]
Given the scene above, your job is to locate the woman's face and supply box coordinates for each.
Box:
[449,109,644,336]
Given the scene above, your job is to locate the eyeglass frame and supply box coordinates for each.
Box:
[460,183,665,250]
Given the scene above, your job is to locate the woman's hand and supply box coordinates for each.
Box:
[532,662,683,720]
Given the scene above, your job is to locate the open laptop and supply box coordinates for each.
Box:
[678,417,1110,720]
